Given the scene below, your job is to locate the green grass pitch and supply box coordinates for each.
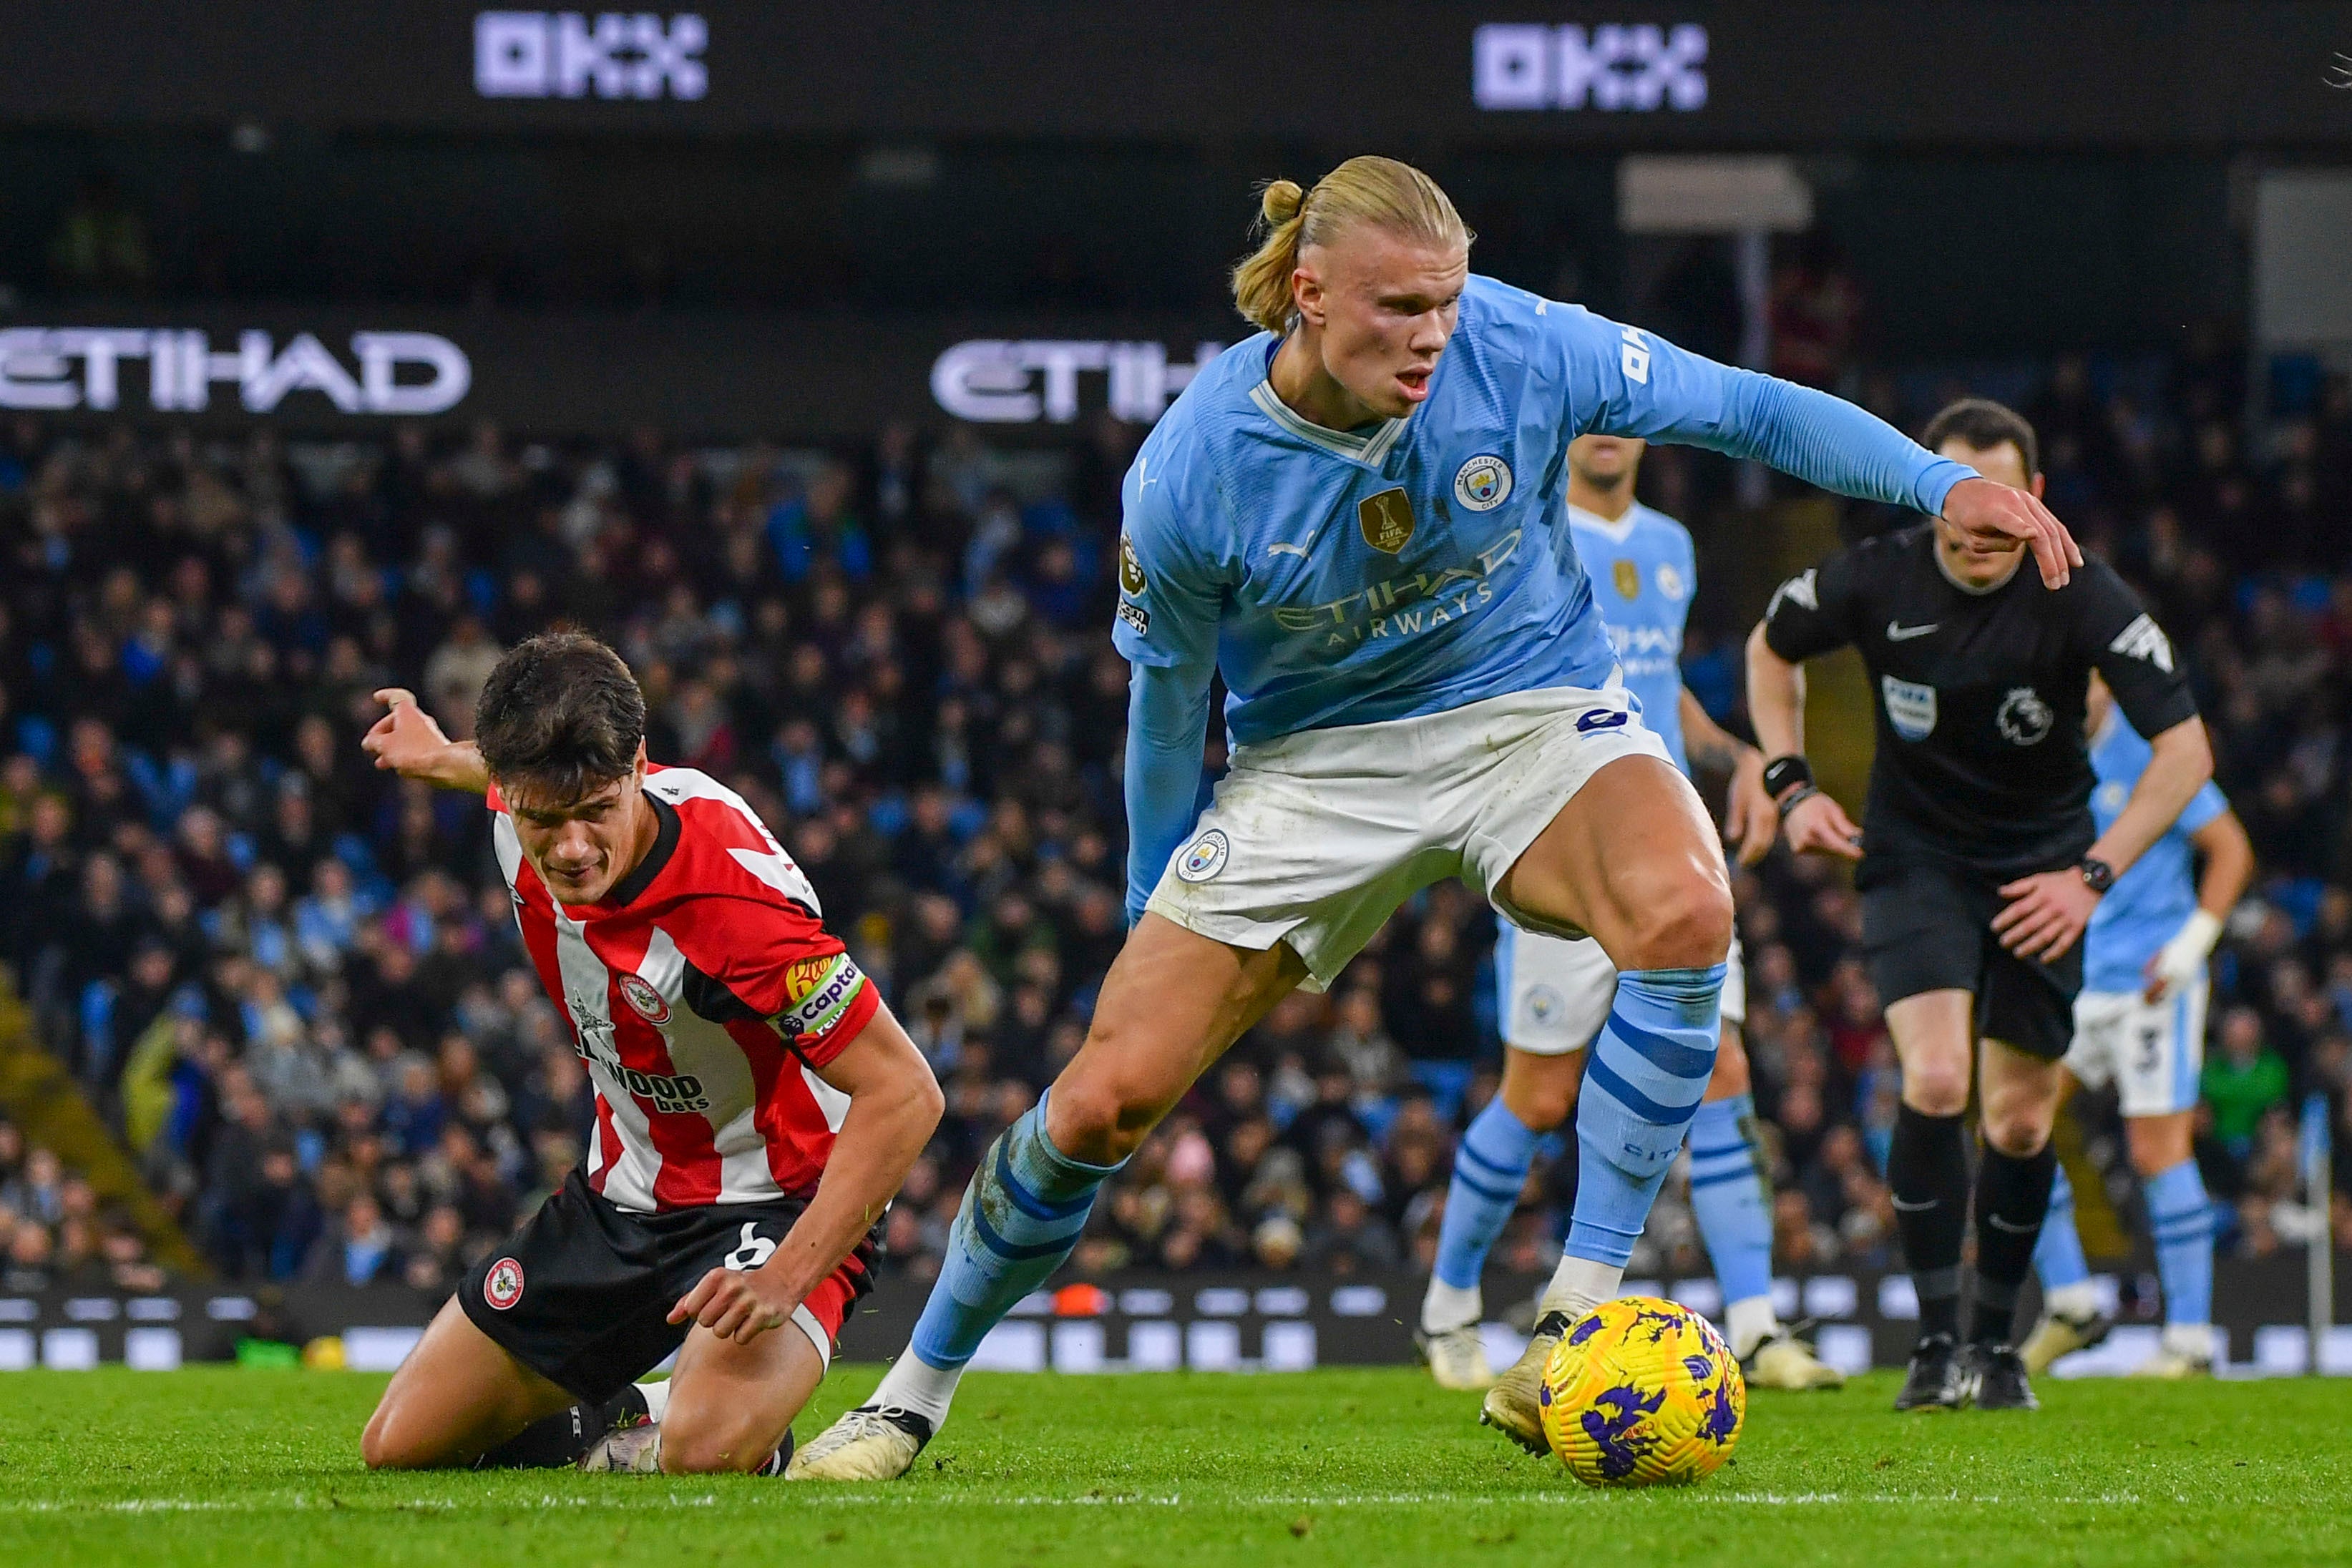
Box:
[1,1368,2347,1566]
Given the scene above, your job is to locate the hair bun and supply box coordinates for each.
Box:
[1260,180,1304,225]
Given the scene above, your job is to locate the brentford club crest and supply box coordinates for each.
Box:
[618,971,670,1024]
[484,1256,525,1310]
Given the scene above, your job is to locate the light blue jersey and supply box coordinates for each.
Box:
[1112,274,1970,750]
[2084,710,2228,994]
[1569,501,1695,774]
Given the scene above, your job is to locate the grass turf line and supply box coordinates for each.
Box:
[0,1366,2343,1566]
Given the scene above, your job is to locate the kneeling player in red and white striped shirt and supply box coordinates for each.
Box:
[356,632,942,1476]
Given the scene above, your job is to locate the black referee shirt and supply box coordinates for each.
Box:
[1762,523,2197,881]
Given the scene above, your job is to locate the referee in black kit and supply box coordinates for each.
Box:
[1745,399,2214,1411]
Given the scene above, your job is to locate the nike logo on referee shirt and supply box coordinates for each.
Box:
[1886,621,1939,641]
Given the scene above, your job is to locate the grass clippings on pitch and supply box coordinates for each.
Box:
[0,1366,2345,1566]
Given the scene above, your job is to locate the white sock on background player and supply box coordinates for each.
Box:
[868,1348,965,1429]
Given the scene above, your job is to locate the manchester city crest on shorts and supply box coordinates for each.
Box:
[1881,675,1938,741]
[1997,685,2054,745]
[1452,454,1513,512]
[1176,828,1230,883]
[1357,487,1415,553]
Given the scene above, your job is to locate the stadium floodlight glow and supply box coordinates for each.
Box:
[474,11,708,100]
[0,328,472,416]
[1473,22,1708,112]
[931,339,1226,425]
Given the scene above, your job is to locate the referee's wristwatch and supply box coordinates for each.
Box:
[2077,856,2116,896]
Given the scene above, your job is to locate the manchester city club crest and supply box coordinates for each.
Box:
[1452,454,1513,511]
[1612,559,1640,599]
[1357,487,1415,553]
[1176,828,1230,883]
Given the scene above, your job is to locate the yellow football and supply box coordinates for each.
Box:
[1538,1295,1745,1486]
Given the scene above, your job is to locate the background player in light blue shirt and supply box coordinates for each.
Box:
[1420,433,1845,1396]
[797,156,2080,1479]
[2025,677,2252,1377]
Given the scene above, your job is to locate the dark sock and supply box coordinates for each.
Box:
[1971,1142,2057,1346]
[474,1385,648,1469]
[1888,1105,1970,1342]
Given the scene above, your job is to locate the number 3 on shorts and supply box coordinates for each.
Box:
[723,1222,777,1272]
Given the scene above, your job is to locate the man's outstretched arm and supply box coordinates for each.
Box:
[362,687,489,794]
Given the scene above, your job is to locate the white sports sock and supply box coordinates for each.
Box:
[869,1348,965,1429]
[2161,1322,2215,1361]
[1724,1295,1778,1361]
[1538,1255,1624,1320]
[2045,1281,2101,1321]
[636,1379,671,1424]
[1421,1278,1483,1336]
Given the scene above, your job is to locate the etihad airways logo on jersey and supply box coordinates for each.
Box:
[0,328,470,415]
[1271,529,1523,648]
[2108,614,2176,673]
[1603,622,1681,676]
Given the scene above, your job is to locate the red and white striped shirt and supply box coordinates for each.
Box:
[490,765,881,1214]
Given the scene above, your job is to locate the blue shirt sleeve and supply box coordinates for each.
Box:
[2177,780,2229,836]
[1111,451,1224,670]
[1124,661,1212,925]
[1551,305,1973,517]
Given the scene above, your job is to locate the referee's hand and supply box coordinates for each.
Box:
[1781,791,1862,861]
[1992,870,2099,961]
[1941,476,2082,589]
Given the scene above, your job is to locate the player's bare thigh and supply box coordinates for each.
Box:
[1493,753,1732,973]
[658,1319,826,1474]
[360,1295,577,1469]
[1500,1021,1750,1131]
[1044,911,1309,1165]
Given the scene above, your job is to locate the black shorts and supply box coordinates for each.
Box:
[459,1167,882,1406]
[1859,858,2082,1062]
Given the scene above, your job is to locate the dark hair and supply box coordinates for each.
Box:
[1922,397,2039,479]
[474,631,646,803]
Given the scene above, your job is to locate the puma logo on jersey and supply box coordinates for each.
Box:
[1885,620,1938,641]
[2108,613,2175,672]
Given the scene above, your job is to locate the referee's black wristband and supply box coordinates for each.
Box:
[1775,784,1823,821]
[1760,755,1813,800]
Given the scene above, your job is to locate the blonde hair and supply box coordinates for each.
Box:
[1229,156,1473,334]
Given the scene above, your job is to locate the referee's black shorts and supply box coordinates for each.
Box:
[459,1167,882,1406]
[1858,857,2082,1062]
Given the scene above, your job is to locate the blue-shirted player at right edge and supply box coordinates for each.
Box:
[792,155,2077,1481]
[2021,675,2253,1378]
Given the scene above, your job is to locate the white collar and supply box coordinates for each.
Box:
[1248,380,1410,469]
[1566,501,1641,544]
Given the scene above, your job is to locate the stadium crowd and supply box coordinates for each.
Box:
[0,346,2350,1297]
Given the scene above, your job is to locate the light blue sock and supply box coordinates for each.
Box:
[1434,1098,1541,1290]
[2144,1157,2215,1328]
[1565,964,1724,1267]
[1685,1093,1772,1309]
[907,1094,1123,1370]
[2034,1160,2093,1292]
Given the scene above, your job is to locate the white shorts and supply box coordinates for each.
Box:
[1497,926,1747,1054]
[2063,978,2208,1118]
[1146,684,1672,992]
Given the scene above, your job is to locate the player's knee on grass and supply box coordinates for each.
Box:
[658,1414,782,1474]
